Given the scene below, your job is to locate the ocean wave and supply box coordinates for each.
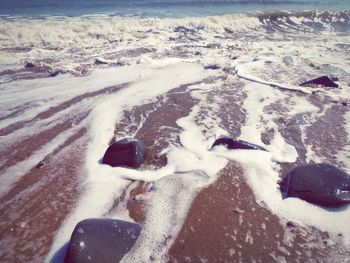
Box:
[0,10,348,43]
[0,10,348,76]
[257,10,350,32]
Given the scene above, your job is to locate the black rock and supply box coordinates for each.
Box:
[64,218,141,263]
[25,62,36,68]
[102,138,147,168]
[36,160,46,169]
[94,58,109,65]
[112,61,125,67]
[211,137,267,151]
[50,70,67,77]
[300,76,339,88]
[204,64,220,70]
[286,164,350,207]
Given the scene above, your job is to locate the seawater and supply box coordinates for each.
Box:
[0,0,349,18]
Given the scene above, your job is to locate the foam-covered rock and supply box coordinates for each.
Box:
[286,164,350,207]
[102,138,146,168]
[211,137,266,151]
[300,75,339,88]
[64,218,141,263]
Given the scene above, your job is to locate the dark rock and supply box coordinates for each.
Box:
[286,221,296,228]
[64,218,141,263]
[342,102,347,107]
[224,27,234,34]
[300,76,339,88]
[286,164,350,207]
[25,62,36,68]
[113,61,125,67]
[206,43,221,49]
[204,64,220,70]
[50,70,67,77]
[94,58,109,65]
[36,160,46,169]
[309,62,316,68]
[211,137,267,151]
[102,138,147,168]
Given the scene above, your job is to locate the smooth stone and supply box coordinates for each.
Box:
[102,138,147,168]
[300,75,339,88]
[64,218,141,263]
[286,163,350,207]
[25,62,35,68]
[94,58,109,65]
[204,64,220,70]
[50,69,67,77]
[36,160,46,169]
[211,137,267,151]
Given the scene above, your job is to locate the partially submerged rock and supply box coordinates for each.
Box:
[49,69,67,77]
[102,138,147,168]
[64,218,141,263]
[204,64,220,70]
[94,58,110,65]
[286,163,350,207]
[25,62,36,68]
[300,76,339,88]
[36,160,46,169]
[211,137,267,151]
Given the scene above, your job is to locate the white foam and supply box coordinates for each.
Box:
[0,65,145,130]
[225,68,350,242]
[45,59,214,262]
[0,10,348,261]
[337,110,350,169]
[121,105,227,262]
[213,145,350,244]
[235,59,312,94]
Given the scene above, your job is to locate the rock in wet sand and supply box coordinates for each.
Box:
[25,62,36,68]
[300,76,339,88]
[102,138,147,168]
[64,218,141,263]
[94,58,109,65]
[49,69,67,77]
[204,64,220,70]
[211,137,267,151]
[286,163,350,207]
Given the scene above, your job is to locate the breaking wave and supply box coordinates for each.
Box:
[0,10,349,48]
[0,10,349,78]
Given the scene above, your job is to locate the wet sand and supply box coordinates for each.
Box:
[1,71,350,262]
[0,130,87,262]
[1,12,350,262]
[119,74,350,261]
[168,163,348,262]
[0,83,127,262]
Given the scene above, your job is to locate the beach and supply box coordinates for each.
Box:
[0,6,350,262]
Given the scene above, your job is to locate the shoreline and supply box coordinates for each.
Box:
[0,5,349,21]
[0,9,350,262]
